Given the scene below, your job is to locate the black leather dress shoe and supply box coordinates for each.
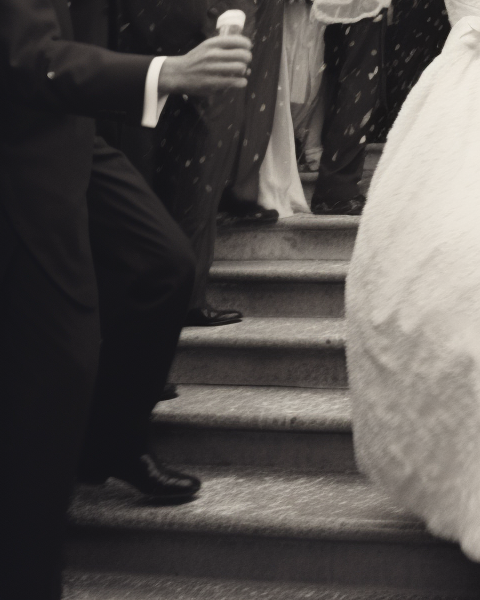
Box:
[312,194,366,216]
[226,200,279,224]
[185,305,243,327]
[112,454,201,502]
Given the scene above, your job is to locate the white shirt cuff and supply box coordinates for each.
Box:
[141,56,168,128]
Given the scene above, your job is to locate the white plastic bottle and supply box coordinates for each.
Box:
[216,9,246,36]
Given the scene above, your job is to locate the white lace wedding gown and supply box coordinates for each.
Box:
[346,0,480,562]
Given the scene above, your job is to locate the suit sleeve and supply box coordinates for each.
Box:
[0,0,155,122]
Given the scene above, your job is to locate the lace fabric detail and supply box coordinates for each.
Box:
[311,0,391,24]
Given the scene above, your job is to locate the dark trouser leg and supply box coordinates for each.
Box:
[0,212,100,600]
[153,89,244,311]
[81,138,195,473]
[153,0,282,310]
[380,0,449,137]
[311,12,386,210]
[222,0,284,204]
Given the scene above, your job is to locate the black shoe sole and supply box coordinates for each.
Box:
[185,317,242,327]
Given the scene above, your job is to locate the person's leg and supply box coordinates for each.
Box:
[220,0,284,211]
[153,89,244,317]
[381,0,449,136]
[151,2,249,319]
[152,0,281,320]
[311,12,387,214]
[79,137,200,499]
[0,210,100,600]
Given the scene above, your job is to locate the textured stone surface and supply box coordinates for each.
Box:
[152,427,355,473]
[177,317,346,350]
[210,260,349,282]
[151,386,354,471]
[68,469,480,592]
[208,260,347,318]
[63,571,472,600]
[153,385,351,433]
[208,280,345,318]
[171,318,347,388]
[215,214,359,261]
[69,468,422,542]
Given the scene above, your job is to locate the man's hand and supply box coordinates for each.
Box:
[158,35,252,96]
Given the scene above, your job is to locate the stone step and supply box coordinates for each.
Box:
[215,214,359,262]
[63,570,474,600]
[170,317,347,388]
[152,385,354,472]
[207,260,347,318]
[68,467,480,595]
[215,144,382,263]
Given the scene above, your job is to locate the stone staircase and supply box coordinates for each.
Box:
[64,146,480,599]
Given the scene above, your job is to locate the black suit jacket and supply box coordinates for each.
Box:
[0,0,154,305]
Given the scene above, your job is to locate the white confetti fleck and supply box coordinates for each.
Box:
[360,110,372,127]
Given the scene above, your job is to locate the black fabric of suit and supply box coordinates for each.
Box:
[107,0,284,310]
[375,0,449,140]
[0,1,195,598]
[311,11,387,209]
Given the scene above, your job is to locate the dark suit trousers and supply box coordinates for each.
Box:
[0,138,195,600]
[311,12,387,209]
[81,137,196,474]
[151,0,284,310]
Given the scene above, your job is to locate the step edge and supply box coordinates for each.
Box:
[209,262,349,283]
[151,414,352,434]
[69,507,432,546]
[216,216,361,232]
[64,570,472,600]
[177,336,346,350]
